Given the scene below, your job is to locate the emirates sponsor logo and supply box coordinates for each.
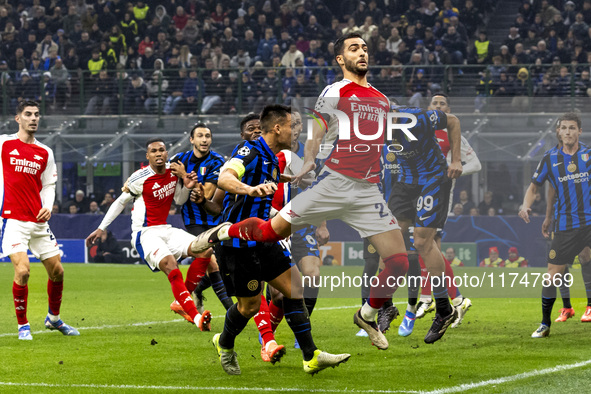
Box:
[152,180,176,200]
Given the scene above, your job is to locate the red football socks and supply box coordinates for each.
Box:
[253,295,275,345]
[369,253,409,309]
[268,299,284,332]
[228,218,284,243]
[13,282,28,325]
[168,269,199,320]
[184,257,210,293]
[47,279,63,316]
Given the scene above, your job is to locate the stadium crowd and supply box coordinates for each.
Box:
[0,0,589,114]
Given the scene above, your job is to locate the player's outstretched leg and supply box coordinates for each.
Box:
[191,222,233,253]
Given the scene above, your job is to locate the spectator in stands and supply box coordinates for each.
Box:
[358,16,378,42]
[479,191,500,215]
[456,189,476,213]
[65,190,89,214]
[555,66,571,97]
[87,201,103,215]
[282,67,296,104]
[91,230,123,264]
[100,192,114,212]
[541,0,560,27]
[469,207,479,216]
[504,247,528,268]
[201,69,226,114]
[12,71,38,110]
[52,204,60,214]
[584,1,591,24]
[85,70,114,115]
[514,14,529,39]
[445,247,464,267]
[530,191,546,216]
[439,0,460,25]
[480,247,504,267]
[293,72,317,100]
[374,40,392,71]
[50,58,70,110]
[281,43,304,68]
[519,1,535,24]
[255,68,280,113]
[68,204,78,214]
[178,68,200,115]
[488,207,496,216]
[571,13,589,41]
[499,45,512,64]
[211,46,230,69]
[531,14,545,36]
[144,70,168,113]
[124,73,147,114]
[257,28,277,65]
[504,27,522,55]
[407,68,429,107]
[522,27,539,52]
[452,203,464,216]
[442,25,466,64]
[532,40,552,64]
[432,40,451,65]
[470,30,493,66]
[423,2,440,27]
[386,27,403,54]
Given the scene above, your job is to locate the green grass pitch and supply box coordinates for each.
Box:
[1,263,590,393]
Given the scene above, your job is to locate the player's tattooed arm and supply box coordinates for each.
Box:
[446,113,463,179]
[519,182,539,224]
[542,185,556,238]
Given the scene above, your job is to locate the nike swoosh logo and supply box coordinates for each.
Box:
[264,161,271,164]
[553,162,562,167]
[419,215,430,221]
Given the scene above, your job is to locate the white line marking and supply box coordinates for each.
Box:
[0,304,405,338]
[0,382,417,393]
[421,358,591,394]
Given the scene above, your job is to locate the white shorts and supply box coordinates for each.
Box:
[0,218,61,261]
[280,168,400,239]
[132,225,195,272]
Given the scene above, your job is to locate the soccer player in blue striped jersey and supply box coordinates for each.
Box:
[387,103,464,343]
[168,123,234,318]
[210,105,350,375]
[520,112,591,338]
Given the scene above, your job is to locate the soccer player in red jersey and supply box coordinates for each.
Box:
[2,100,79,340]
[86,138,212,331]
[191,33,454,349]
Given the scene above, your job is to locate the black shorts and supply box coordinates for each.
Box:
[388,178,453,229]
[215,242,292,297]
[548,225,591,265]
[291,226,319,264]
[185,224,213,237]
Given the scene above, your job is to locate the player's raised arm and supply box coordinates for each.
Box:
[191,185,225,216]
[518,183,539,224]
[86,192,134,246]
[446,113,463,179]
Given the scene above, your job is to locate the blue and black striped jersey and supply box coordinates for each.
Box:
[380,149,401,202]
[390,106,448,185]
[170,149,225,227]
[532,143,591,231]
[222,137,280,248]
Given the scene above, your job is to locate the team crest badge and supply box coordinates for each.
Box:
[386,152,396,162]
[567,163,577,173]
[247,280,259,291]
[200,167,207,176]
[549,249,556,259]
[582,153,589,162]
[368,244,376,254]
[272,168,278,180]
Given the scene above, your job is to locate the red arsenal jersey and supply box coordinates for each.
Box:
[0,134,56,222]
[315,79,389,183]
[127,166,178,232]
